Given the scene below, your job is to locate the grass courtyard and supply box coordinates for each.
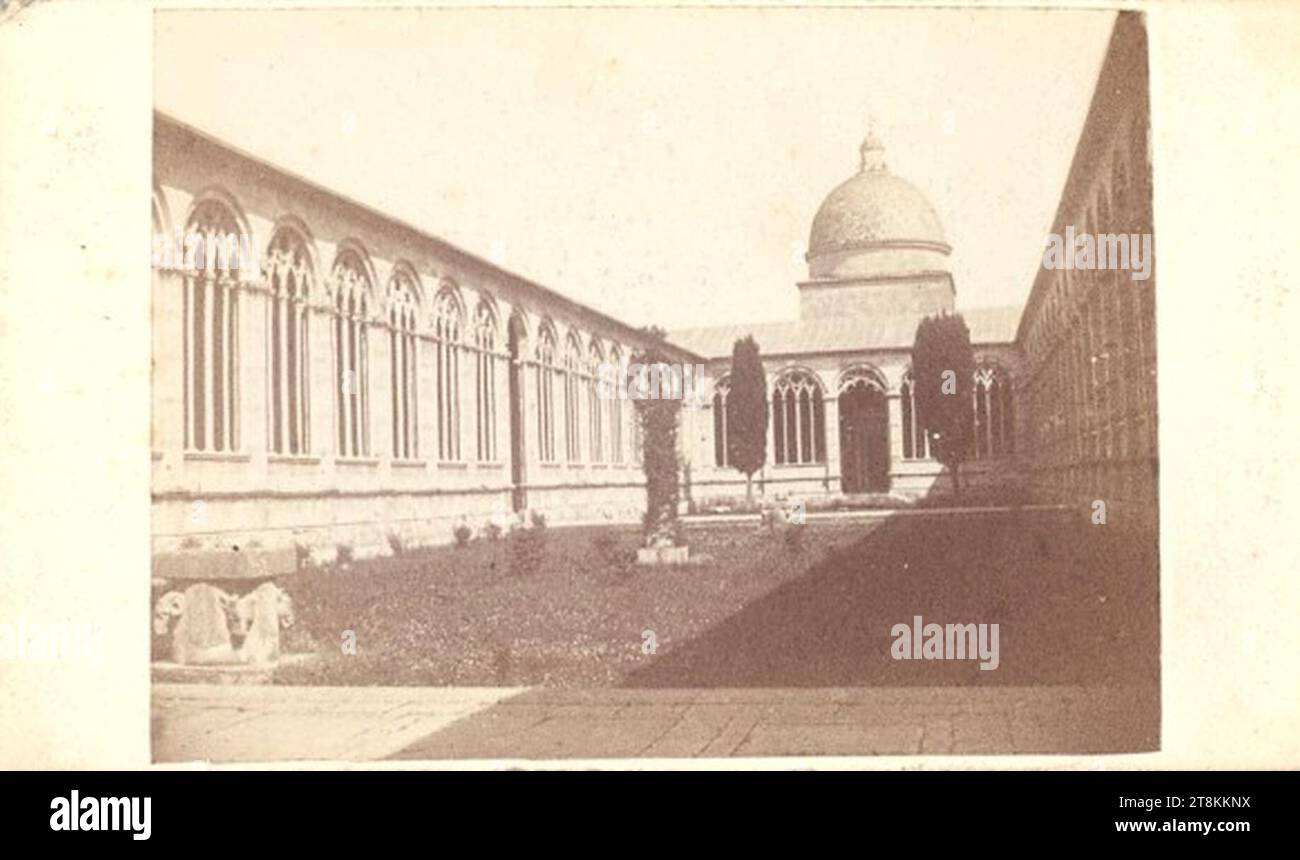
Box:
[274,507,1159,690]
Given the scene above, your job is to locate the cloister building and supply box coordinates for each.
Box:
[152,114,699,561]
[151,11,1154,567]
[1015,11,1157,518]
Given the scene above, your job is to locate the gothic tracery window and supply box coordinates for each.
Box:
[712,375,731,467]
[182,198,243,453]
[972,363,1014,458]
[771,369,824,465]
[433,286,463,461]
[331,249,372,458]
[388,265,421,461]
[900,369,929,460]
[535,324,558,462]
[265,227,312,456]
[587,339,604,463]
[607,345,624,464]
[564,332,583,462]
[473,301,498,462]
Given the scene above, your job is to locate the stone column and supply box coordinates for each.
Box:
[182,274,196,451]
[823,395,841,491]
[221,278,236,450]
[454,340,470,462]
[276,292,290,453]
[491,350,505,465]
[310,303,333,460]
[887,391,906,491]
[359,317,372,457]
[421,333,439,463]
[240,276,268,476]
[517,318,537,479]
[374,320,393,465]
[342,318,356,456]
[201,275,215,450]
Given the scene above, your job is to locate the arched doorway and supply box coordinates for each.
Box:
[838,377,890,493]
[507,314,527,512]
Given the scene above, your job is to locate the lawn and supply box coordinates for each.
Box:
[275,521,875,687]
[627,509,1159,688]
[275,508,1159,690]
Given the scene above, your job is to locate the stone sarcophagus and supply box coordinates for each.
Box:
[154,582,294,666]
[152,548,297,666]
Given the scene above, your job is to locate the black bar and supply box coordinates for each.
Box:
[4,771,1288,845]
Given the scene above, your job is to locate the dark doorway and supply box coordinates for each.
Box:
[839,382,890,493]
[507,315,526,512]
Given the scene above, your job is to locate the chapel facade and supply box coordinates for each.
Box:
[671,129,1023,505]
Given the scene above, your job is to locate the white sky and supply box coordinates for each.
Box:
[156,7,1116,331]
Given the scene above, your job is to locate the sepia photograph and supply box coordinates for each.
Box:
[8,0,1300,842]
[146,5,1160,763]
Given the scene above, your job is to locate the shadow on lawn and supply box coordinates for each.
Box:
[625,507,1159,689]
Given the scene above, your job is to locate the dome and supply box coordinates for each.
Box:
[807,132,948,256]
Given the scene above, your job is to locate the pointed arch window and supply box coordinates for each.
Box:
[771,369,824,465]
[388,267,421,461]
[608,346,625,464]
[473,301,498,462]
[535,326,558,462]
[712,376,731,467]
[266,227,313,455]
[331,250,372,458]
[564,333,583,462]
[587,340,605,463]
[973,364,1014,458]
[433,287,463,461]
[900,370,930,460]
[182,198,243,453]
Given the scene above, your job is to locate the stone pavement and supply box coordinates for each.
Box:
[153,683,1157,763]
[152,684,524,763]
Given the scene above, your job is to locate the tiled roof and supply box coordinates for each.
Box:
[961,304,1024,345]
[667,305,1022,360]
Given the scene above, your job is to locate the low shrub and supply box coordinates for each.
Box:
[453,522,474,548]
